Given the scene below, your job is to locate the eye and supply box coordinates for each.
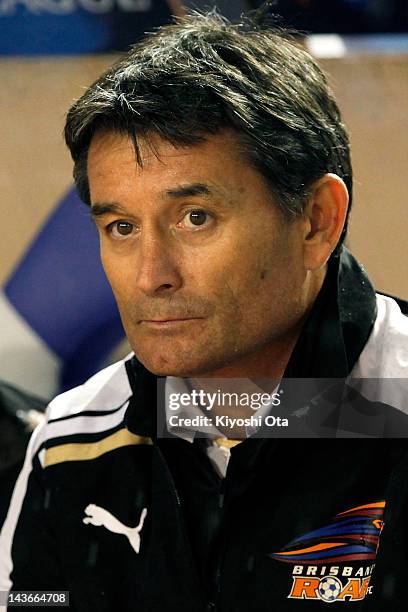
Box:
[107,221,135,239]
[180,209,212,229]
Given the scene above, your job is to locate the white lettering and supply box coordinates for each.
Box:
[179,393,190,407]
[116,0,150,10]
[168,415,212,428]
[264,416,289,427]
[0,0,150,14]
[0,0,41,14]
[168,394,178,411]
[38,0,74,13]
[271,392,281,406]
[205,392,217,411]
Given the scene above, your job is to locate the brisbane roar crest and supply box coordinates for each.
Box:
[289,574,372,603]
[270,501,385,603]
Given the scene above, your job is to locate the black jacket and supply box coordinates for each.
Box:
[1,249,408,611]
[0,382,46,530]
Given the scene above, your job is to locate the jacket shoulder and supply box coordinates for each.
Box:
[47,355,133,421]
[30,355,135,458]
[350,295,408,414]
[353,294,408,378]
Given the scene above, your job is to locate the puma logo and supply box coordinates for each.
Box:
[83,504,147,554]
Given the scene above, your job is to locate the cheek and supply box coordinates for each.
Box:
[100,250,132,304]
[217,233,304,323]
[215,231,288,294]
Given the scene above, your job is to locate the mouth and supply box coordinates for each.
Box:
[139,317,203,328]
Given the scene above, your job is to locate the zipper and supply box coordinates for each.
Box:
[154,442,208,610]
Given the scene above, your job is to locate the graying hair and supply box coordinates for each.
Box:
[64,10,352,248]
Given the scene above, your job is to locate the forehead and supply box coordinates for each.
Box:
[88,128,241,173]
[87,128,273,205]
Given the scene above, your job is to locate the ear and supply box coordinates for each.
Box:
[302,173,349,271]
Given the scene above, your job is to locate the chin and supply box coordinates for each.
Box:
[134,352,200,377]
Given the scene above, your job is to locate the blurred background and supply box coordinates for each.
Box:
[1,0,407,401]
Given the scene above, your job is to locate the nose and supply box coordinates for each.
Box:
[135,232,183,296]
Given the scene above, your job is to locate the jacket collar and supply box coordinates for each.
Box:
[124,247,377,436]
[284,246,377,378]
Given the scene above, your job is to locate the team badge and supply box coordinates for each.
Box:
[270,501,385,603]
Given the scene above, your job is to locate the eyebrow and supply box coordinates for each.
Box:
[165,183,214,199]
[90,183,220,218]
[90,203,127,218]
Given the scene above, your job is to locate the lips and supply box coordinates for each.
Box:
[140,317,202,323]
[138,317,205,331]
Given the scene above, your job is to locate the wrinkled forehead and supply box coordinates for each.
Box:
[86,127,276,208]
[87,125,246,168]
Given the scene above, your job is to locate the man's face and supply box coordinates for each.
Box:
[88,129,310,377]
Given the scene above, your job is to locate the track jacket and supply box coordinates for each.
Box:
[0,382,46,530]
[1,248,408,611]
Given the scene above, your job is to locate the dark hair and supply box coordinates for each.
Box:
[64,10,352,247]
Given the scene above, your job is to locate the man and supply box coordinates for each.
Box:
[1,9,408,611]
